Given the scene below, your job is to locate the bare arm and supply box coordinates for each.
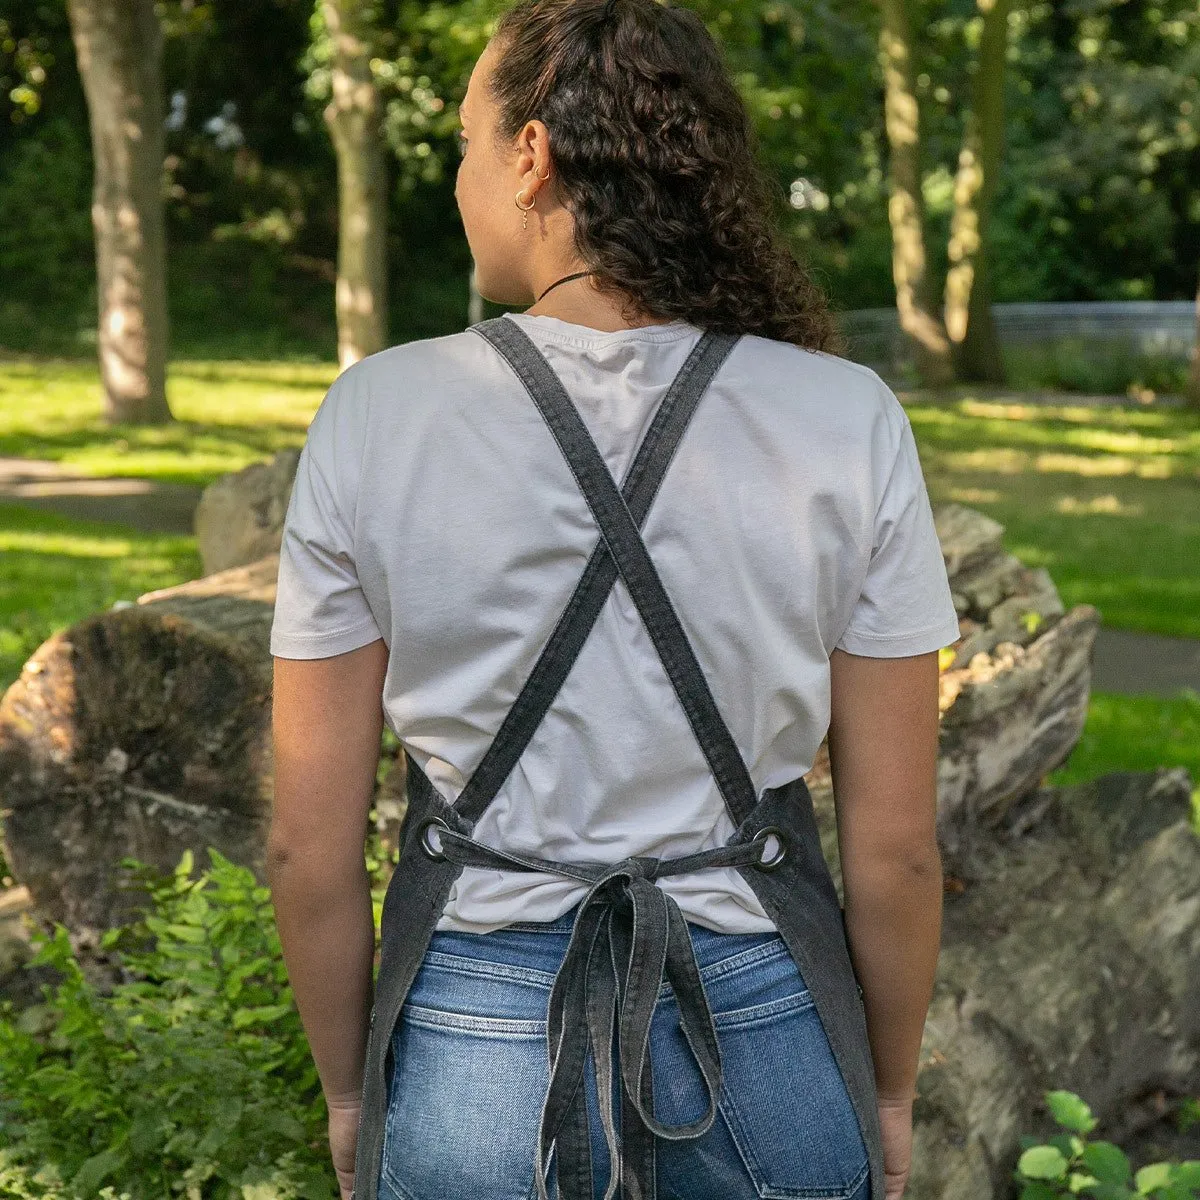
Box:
[267,637,389,1105]
[827,645,944,1103]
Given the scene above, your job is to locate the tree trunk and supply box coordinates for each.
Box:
[1188,272,1200,409]
[322,0,389,368]
[944,0,1011,384]
[878,0,955,388]
[67,0,170,424]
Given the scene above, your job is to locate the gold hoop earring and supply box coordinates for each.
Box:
[515,187,536,231]
[533,165,550,180]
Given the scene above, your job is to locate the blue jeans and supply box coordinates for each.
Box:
[377,904,871,1200]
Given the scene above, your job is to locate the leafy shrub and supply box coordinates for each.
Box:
[1003,338,1190,399]
[1015,1089,1200,1200]
[0,848,338,1200]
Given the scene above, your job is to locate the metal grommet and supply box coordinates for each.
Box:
[416,815,449,861]
[754,826,788,871]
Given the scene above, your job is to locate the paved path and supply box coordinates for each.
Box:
[1,456,1197,699]
[0,455,202,534]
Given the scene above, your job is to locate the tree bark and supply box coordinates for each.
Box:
[878,0,955,388]
[322,0,389,367]
[67,0,170,424]
[944,0,1012,384]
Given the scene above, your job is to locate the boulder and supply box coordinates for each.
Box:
[193,448,300,576]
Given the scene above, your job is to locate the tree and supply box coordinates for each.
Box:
[319,0,389,367]
[877,0,955,387]
[943,0,1012,384]
[66,0,170,423]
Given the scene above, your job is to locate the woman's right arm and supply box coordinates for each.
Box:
[826,645,944,1104]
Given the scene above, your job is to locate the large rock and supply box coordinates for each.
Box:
[194,448,300,577]
[768,761,1200,1200]
[907,767,1199,1200]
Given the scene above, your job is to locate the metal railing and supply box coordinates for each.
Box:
[836,300,1197,374]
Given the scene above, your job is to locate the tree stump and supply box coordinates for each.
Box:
[0,556,279,952]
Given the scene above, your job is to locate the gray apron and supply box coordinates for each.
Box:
[350,316,885,1200]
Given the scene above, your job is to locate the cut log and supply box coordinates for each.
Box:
[0,556,280,951]
[0,500,1099,956]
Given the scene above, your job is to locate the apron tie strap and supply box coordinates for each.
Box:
[419,819,785,1200]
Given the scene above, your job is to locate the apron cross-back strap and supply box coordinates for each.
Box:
[465,316,757,829]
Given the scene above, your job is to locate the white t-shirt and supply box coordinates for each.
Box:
[269,311,961,933]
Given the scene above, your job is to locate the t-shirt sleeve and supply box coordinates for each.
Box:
[834,397,961,658]
[269,374,384,659]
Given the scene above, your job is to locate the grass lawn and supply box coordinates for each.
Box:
[0,357,1198,818]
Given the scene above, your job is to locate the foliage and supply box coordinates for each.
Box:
[0,849,337,1200]
[1014,1089,1200,1200]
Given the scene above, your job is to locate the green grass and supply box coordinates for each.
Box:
[0,358,335,485]
[0,357,1197,814]
[901,389,1200,639]
[0,502,201,687]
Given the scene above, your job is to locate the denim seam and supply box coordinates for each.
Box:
[416,951,558,988]
[398,1004,546,1036]
[713,990,814,1030]
[697,938,792,982]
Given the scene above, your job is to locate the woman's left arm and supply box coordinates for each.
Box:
[267,636,390,1108]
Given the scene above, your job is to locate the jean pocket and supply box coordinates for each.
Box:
[380,1005,550,1200]
[714,992,871,1200]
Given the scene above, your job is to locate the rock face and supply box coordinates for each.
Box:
[194,448,300,577]
[910,767,1199,1200]
[805,764,1200,1200]
[932,502,1100,877]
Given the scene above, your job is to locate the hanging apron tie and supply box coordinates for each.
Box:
[414,816,789,1200]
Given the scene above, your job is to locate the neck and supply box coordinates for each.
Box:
[524,270,673,332]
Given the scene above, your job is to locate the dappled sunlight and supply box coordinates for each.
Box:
[946,485,1004,504]
[1054,492,1145,517]
[0,358,333,482]
[0,526,150,560]
[958,398,1116,424]
[941,446,1183,479]
[943,446,1030,474]
[1035,452,1174,479]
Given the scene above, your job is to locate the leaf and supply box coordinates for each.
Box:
[1048,1091,1098,1135]
[71,1147,127,1193]
[162,923,208,944]
[1018,1182,1062,1200]
[255,1108,307,1143]
[232,1004,294,1028]
[1135,1163,1174,1194]
[1021,1146,1071,1181]
[1171,1163,1200,1187]
[1084,1143,1133,1186]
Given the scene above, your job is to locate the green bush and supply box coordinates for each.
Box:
[0,849,337,1200]
[1003,338,1190,399]
[1015,1089,1200,1200]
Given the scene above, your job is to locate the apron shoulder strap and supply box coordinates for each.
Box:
[462,315,755,827]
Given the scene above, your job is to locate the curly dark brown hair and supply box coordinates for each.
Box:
[487,0,844,354]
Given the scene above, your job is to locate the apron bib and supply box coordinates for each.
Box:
[351,316,885,1200]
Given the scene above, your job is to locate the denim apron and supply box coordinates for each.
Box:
[350,316,885,1200]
